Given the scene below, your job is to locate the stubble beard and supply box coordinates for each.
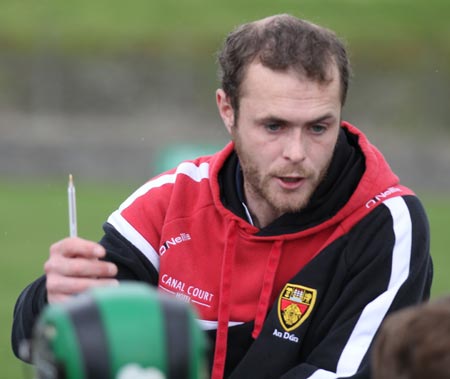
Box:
[235,138,330,218]
[243,163,321,216]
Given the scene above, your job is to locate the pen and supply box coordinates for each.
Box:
[68,174,77,237]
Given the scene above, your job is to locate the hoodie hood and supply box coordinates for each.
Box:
[211,121,399,238]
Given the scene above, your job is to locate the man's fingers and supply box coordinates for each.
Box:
[50,237,105,259]
[46,237,120,304]
[47,276,119,304]
[44,256,118,278]
[47,293,71,304]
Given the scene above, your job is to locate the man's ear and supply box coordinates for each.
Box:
[216,89,235,134]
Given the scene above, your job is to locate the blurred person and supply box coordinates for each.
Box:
[372,295,450,379]
[12,14,432,379]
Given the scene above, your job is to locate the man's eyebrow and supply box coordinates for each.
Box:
[255,113,337,126]
[306,113,336,125]
[255,116,291,125]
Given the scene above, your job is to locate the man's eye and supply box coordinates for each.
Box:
[265,123,282,132]
[310,124,327,134]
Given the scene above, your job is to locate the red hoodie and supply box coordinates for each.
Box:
[104,122,430,378]
[10,122,431,379]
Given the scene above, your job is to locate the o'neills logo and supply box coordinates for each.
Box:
[278,284,317,332]
[365,187,402,208]
[159,232,191,255]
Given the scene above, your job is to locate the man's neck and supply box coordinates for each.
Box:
[243,184,283,229]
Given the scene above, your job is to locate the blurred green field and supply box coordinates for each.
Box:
[1,181,449,377]
[0,0,449,68]
[0,1,448,377]
[0,180,134,377]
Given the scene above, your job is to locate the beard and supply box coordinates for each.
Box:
[235,136,331,217]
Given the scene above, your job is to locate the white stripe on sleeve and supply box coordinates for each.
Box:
[108,209,161,270]
[107,161,210,272]
[307,196,412,378]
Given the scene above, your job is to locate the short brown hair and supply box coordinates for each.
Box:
[372,296,450,379]
[217,14,351,114]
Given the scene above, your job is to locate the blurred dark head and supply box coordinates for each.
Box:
[372,296,450,379]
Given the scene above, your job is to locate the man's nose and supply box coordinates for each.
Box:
[282,129,306,163]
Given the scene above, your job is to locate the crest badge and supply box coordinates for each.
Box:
[278,283,317,332]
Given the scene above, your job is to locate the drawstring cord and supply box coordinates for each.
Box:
[252,240,283,339]
[211,220,238,379]
[212,226,283,378]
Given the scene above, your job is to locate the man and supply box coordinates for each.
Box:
[372,296,450,379]
[12,14,432,378]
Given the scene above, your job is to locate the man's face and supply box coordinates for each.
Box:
[217,62,342,227]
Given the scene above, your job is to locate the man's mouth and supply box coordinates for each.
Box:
[276,176,305,190]
[280,177,302,183]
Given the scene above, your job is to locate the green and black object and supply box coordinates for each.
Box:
[31,282,207,379]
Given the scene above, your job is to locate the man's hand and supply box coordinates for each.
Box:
[45,237,119,303]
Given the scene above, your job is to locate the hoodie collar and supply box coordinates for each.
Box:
[219,126,366,236]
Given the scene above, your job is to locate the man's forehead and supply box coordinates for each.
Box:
[240,61,341,98]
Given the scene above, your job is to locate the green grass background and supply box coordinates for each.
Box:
[0,0,449,69]
[1,0,449,376]
[0,180,135,376]
[1,181,449,377]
